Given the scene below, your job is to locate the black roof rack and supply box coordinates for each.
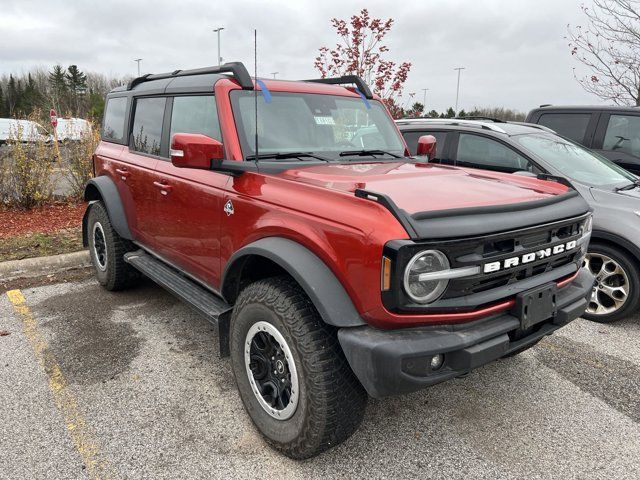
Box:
[126,61,254,91]
[457,116,506,123]
[305,75,373,99]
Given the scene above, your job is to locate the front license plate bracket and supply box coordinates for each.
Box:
[511,283,557,329]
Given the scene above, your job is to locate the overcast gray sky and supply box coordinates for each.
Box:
[1,0,600,113]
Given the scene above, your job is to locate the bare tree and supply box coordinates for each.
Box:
[568,0,640,106]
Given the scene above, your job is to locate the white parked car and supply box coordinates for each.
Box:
[55,117,91,141]
[0,118,53,144]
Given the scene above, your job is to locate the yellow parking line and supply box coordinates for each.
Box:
[6,289,116,480]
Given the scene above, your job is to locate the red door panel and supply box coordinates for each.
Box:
[150,160,230,286]
[115,149,159,246]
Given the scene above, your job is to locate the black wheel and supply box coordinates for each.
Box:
[230,276,367,459]
[87,201,138,291]
[582,242,640,323]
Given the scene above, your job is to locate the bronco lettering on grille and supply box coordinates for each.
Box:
[483,240,578,274]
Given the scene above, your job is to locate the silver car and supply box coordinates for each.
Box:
[398,118,640,323]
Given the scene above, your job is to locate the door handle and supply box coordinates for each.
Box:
[115,168,130,180]
[153,181,173,195]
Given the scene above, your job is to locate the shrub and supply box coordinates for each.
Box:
[61,122,99,200]
[2,112,55,209]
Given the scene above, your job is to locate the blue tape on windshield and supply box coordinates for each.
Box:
[256,79,272,103]
[355,88,371,109]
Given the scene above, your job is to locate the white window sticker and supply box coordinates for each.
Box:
[314,116,335,125]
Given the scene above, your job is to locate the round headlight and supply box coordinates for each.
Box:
[403,250,450,304]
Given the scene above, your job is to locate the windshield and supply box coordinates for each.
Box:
[230,90,405,159]
[515,133,636,187]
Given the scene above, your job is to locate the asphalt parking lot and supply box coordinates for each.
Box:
[2,276,640,479]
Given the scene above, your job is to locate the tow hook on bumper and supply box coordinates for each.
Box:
[338,268,594,398]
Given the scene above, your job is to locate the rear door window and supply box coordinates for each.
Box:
[131,97,166,156]
[536,113,591,144]
[102,97,128,142]
[603,114,640,157]
[456,133,534,173]
[169,96,222,143]
[401,130,447,157]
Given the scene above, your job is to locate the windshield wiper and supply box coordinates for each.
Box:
[338,149,402,159]
[615,179,640,191]
[245,152,331,162]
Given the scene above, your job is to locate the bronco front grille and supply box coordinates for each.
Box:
[440,216,585,299]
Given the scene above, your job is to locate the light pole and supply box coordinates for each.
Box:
[270,72,279,79]
[213,27,224,66]
[421,88,429,114]
[134,58,142,77]
[454,67,465,113]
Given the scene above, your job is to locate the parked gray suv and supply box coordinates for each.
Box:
[526,105,640,176]
[398,118,640,322]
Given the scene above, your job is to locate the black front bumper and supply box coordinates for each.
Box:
[338,268,594,398]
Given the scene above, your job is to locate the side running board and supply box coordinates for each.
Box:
[124,250,232,356]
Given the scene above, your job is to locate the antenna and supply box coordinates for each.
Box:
[254,29,259,163]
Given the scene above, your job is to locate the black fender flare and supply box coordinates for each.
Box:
[82,176,132,246]
[591,229,640,263]
[221,237,365,328]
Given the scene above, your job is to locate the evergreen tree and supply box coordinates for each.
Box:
[66,65,87,92]
[458,109,467,118]
[427,109,439,118]
[88,91,105,121]
[445,107,456,118]
[7,75,21,115]
[49,64,67,113]
[66,65,87,116]
[0,84,5,117]
[19,73,43,114]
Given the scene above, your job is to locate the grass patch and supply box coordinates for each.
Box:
[0,227,84,262]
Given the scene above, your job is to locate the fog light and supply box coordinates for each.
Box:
[430,354,444,371]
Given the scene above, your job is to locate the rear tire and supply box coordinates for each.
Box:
[87,201,138,291]
[582,242,640,323]
[230,276,367,459]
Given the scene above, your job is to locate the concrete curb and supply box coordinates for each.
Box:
[0,250,91,281]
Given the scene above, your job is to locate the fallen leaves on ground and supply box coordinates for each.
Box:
[0,202,86,239]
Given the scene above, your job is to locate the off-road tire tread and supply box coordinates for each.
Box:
[231,275,367,459]
[88,201,138,291]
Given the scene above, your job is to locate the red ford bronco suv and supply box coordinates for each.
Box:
[83,62,594,458]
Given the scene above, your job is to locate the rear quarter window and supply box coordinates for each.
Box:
[536,113,591,144]
[102,97,128,142]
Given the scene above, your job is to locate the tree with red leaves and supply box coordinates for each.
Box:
[314,9,412,117]
[568,1,640,106]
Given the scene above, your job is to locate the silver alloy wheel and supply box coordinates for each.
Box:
[92,221,108,272]
[244,321,299,420]
[583,252,630,316]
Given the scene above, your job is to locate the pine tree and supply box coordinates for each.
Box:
[66,65,87,92]
[7,75,21,115]
[0,84,5,117]
[49,64,67,114]
[19,73,43,115]
[445,107,456,118]
[66,65,87,116]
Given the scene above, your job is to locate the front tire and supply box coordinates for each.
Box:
[583,242,640,323]
[230,276,367,459]
[87,201,138,291]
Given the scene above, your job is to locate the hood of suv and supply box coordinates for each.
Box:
[281,162,568,215]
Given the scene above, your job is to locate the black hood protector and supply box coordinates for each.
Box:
[355,189,591,240]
